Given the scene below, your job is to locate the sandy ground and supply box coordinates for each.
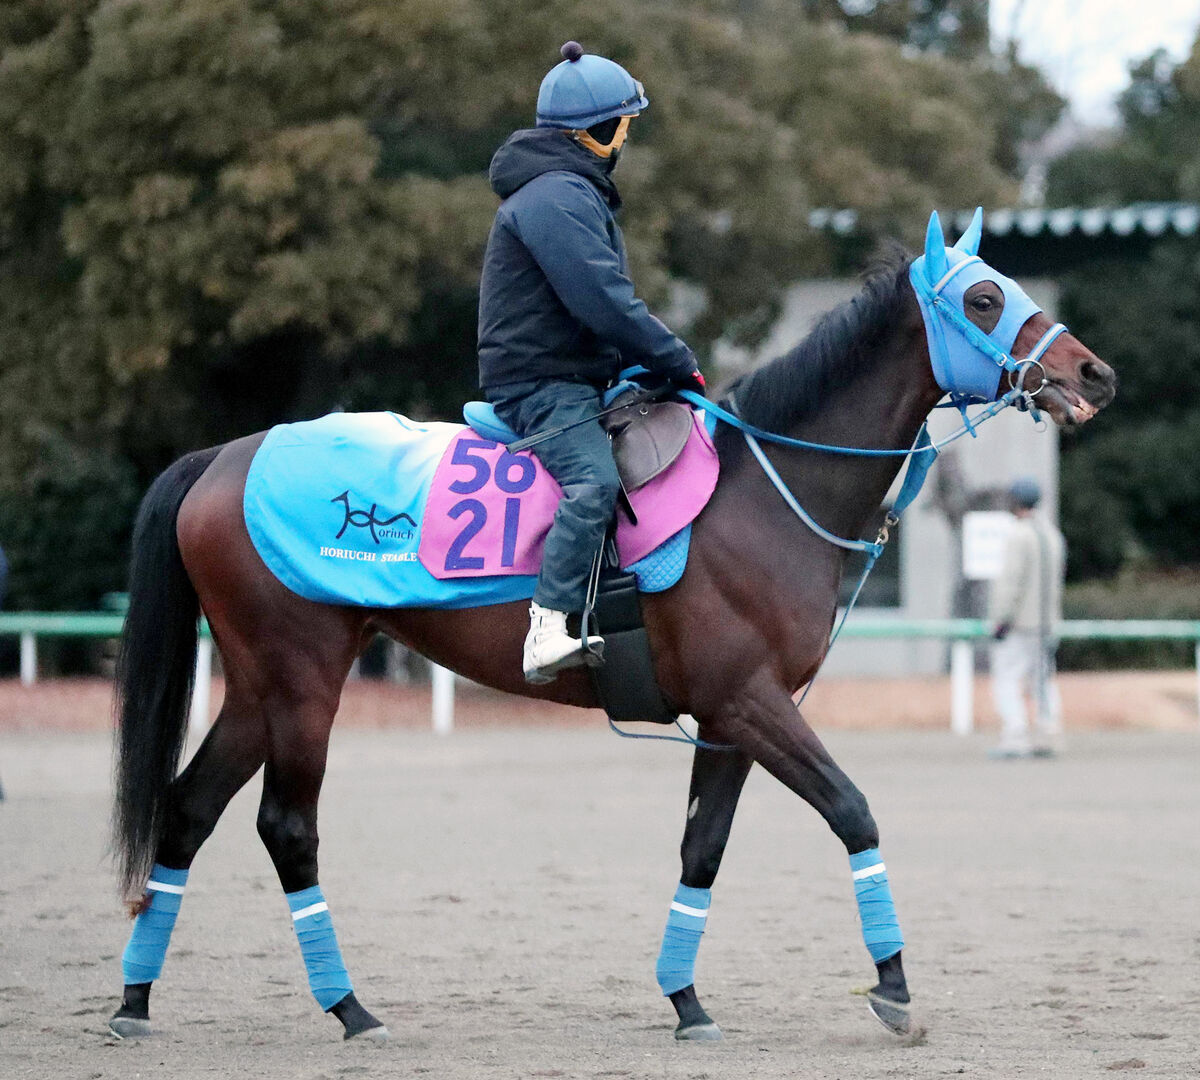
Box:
[1,676,1199,1079]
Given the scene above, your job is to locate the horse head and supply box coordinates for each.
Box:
[911,208,1116,427]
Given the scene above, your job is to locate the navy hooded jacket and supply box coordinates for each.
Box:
[477,128,695,392]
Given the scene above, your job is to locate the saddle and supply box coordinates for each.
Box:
[462,390,692,726]
[462,389,695,494]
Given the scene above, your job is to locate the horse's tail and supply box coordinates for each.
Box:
[112,447,221,898]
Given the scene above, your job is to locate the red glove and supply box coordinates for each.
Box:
[674,368,707,397]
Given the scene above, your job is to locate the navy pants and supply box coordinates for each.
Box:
[489,379,621,612]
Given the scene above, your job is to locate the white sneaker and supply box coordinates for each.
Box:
[522,603,603,684]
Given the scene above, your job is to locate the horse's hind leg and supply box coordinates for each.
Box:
[655,739,753,1041]
[110,691,267,1037]
[255,689,387,1041]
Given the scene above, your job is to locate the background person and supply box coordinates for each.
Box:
[988,477,1066,758]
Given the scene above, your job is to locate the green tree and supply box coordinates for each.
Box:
[1047,48,1200,206]
[799,1,1063,176]
[0,0,1032,609]
[1045,36,1200,575]
[801,0,990,59]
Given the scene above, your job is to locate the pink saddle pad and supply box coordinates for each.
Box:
[418,412,718,579]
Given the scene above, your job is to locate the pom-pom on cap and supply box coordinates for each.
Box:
[561,41,584,62]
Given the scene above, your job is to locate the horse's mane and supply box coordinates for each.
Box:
[725,244,913,431]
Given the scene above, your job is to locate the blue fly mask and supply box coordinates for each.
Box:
[909,208,1066,404]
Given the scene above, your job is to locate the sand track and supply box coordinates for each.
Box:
[1,704,1198,1079]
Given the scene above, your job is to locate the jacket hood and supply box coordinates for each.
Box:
[489,128,620,207]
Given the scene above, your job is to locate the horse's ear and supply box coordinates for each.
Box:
[923,211,949,284]
[953,206,983,256]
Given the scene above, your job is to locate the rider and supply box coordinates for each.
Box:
[478,41,705,684]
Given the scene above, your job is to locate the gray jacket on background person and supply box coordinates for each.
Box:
[988,515,1065,634]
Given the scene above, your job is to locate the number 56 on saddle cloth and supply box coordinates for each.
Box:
[243,410,719,610]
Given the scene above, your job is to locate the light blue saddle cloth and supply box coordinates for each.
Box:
[243,411,692,609]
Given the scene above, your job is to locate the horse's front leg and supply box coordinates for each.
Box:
[717,672,911,1034]
[656,738,754,1040]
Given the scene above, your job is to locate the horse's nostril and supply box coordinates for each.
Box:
[1080,359,1112,388]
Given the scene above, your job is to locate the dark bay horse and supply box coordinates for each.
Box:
[108,219,1116,1043]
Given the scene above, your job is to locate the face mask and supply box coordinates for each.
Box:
[573,115,632,160]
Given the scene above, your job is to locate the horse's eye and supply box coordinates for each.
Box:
[973,296,993,311]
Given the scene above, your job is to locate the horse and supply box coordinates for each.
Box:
[107,211,1116,1043]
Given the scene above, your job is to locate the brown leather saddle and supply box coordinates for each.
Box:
[600,390,695,493]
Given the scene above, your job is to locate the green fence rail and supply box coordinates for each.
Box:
[0,612,126,636]
[0,612,215,638]
[2,612,1198,734]
[837,617,1200,641]
[4,612,1197,642]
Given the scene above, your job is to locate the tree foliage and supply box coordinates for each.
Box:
[0,0,1047,608]
[1046,36,1200,576]
[1047,48,1200,207]
[801,0,989,59]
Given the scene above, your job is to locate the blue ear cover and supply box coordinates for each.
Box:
[923,211,948,285]
[953,206,983,256]
[911,206,1050,401]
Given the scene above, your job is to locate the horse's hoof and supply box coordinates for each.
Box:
[345,1023,390,1042]
[108,1016,152,1039]
[674,1020,723,1041]
[866,990,911,1035]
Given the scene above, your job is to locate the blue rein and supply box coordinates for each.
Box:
[611,382,1030,752]
[677,378,1031,555]
[611,226,1065,748]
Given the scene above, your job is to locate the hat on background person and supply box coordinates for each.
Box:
[1009,476,1041,510]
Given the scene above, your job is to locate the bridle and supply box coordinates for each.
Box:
[609,238,1072,748]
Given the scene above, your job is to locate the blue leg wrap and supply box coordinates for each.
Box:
[122,864,189,984]
[287,886,354,1011]
[849,848,904,963]
[655,883,711,995]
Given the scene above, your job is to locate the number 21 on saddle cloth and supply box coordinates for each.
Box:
[242,410,718,610]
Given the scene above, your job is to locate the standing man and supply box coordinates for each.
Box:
[988,477,1066,758]
[477,41,705,684]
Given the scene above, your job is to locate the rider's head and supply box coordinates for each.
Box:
[536,41,648,162]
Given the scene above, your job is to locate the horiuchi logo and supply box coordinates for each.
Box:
[330,491,418,544]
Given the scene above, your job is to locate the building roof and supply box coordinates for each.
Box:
[810,203,1200,238]
[809,203,1200,276]
[949,203,1200,239]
